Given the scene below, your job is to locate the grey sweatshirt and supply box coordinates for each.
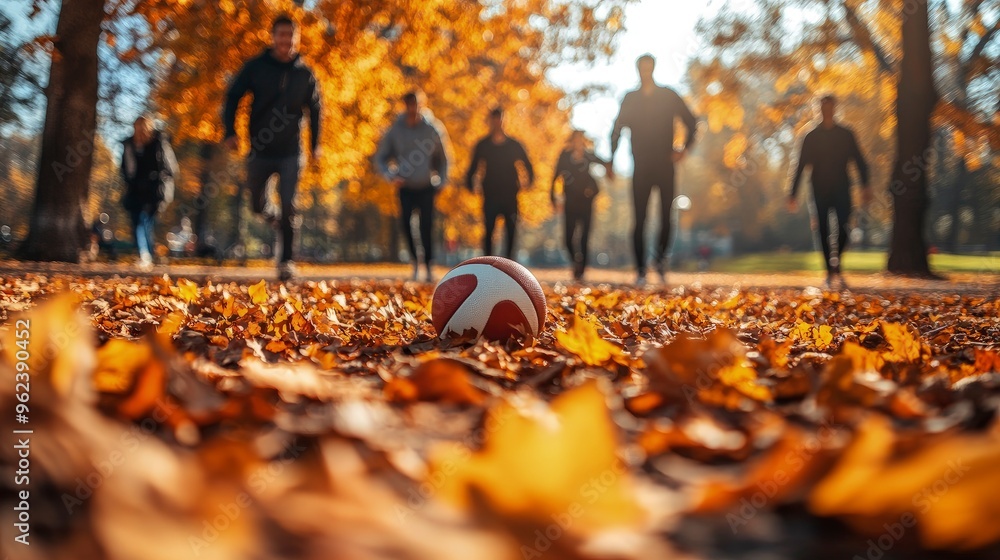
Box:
[374,112,450,189]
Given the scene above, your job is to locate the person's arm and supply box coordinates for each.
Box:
[789,133,812,201]
[848,129,869,187]
[517,141,535,186]
[160,136,179,179]
[158,134,178,205]
[222,60,253,142]
[674,91,698,151]
[373,127,398,182]
[551,152,567,203]
[431,120,451,188]
[306,72,321,156]
[610,93,631,158]
[465,141,483,192]
[120,141,134,183]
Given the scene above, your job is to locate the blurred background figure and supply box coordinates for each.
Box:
[465,107,535,260]
[223,14,322,281]
[611,54,698,286]
[551,129,613,281]
[120,115,177,271]
[787,94,871,290]
[375,89,451,282]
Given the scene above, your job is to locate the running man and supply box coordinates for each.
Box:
[375,90,451,282]
[465,107,535,260]
[788,94,871,290]
[611,54,698,286]
[223,14,321,281]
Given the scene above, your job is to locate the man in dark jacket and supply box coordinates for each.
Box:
[788,94,871,290]
[611,54,698,286]
[121,115,178,271]
[465,107,534,260]
[223,14,321,281]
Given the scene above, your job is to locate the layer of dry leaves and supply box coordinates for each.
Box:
[2,272,1000,559]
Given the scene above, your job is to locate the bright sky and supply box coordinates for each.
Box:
[547,0,722,166]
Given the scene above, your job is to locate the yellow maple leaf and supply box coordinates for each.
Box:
[880,321,923,363]
[430,380,644,531]
[555,313,624,366]
[174,278,201,304]
[248,279,269,305]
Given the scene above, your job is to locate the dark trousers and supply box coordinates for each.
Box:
[399,186,436,265]
[564,196,594,273]
[484,200,518,259]
[813,192,851,275]
[632,160,675,273]
[246,154,300,263]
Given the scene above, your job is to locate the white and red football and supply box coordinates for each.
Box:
[431,256,546,340]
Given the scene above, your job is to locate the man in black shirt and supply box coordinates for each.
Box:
[788,95,871,289]
[465,108,535,260]
[223,14,321,281]
[611,54,698,286]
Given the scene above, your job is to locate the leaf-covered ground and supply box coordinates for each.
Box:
[2,268,1000,560]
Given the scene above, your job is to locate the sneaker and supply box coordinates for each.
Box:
[823,275,835,291]
[424,266,435,284]
[278,261,296,282]
[138,255,154,272]
[654,259,668,284]
[410,263,419,281]
[636,272,648,287]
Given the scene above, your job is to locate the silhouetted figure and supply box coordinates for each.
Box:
[788,94,871,290]
[223,14,321,281]
[375,90,451,282]
[465,108,534,260]
[611,54,698,286]
[551,130,613,281]
[120,115,177,271]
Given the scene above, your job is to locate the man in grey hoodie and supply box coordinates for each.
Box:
[374,90,451,282]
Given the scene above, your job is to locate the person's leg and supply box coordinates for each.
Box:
[144,210,156,261]
[398,188,419,263]
[246,157,278,222]
[417,187,436,267]
[833,194,852,274]
[483,204,498,256]
[563,203,576,264]
[579,198,594,273]
[276,155,301,264]
[503,208,518,260]
[129,210,145,259]
[654,164,677,274]
[812,197,835,277]
[631,165,655,275]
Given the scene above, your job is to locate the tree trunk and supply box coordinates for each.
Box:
[17,0,104,262]
[887,0,938,276]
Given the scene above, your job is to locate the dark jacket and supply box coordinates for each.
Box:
[790,123,870,200]
[611,85,697,163]
[465,136,534,202]
[120,130,178,213]
[551,150,608,202]
[223,49,321,158]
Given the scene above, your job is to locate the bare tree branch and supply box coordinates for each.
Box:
[841,0,894,74]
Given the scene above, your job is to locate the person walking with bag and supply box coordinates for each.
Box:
[120,115,178,271]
